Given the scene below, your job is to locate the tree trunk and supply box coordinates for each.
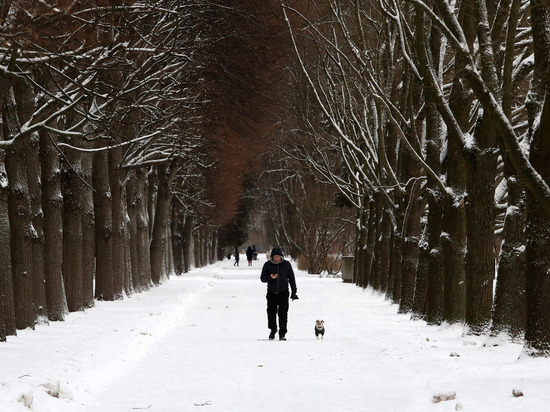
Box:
[412,227,429,320]
[127,168,151,292]
[413,5,444,325]
[137,168,152,289]
[123,209,133,296]
[464,116,498,335]
[182,214,194,273]
[439,0,475,326]
[388,219,401,304]
[26,138,47,321]
[371,192,384,290]
[377,208,392,293]
[441,124,468,325]
[398,181,425,313]
[5,142,36,329]
[62,150,84,312]
[108,146,124,299]
[492,169,526,339]
[0,178,15,339]
[171,206,184,275]
[14,82,48,322]
[441,193,467,324]
[93,150,114,300]
[14,81,47,322]
[525,97,550,353]
[424,190,444,326]
[424,107,444,326]
[363,197,377,288]
[521,0,550,356]
[491,0,525,339]
[81,151,95,308]
[148,168,158,238]
[164,223,174,277]
[211,228,218,265]
[150,162,178,285]
[39,129,67,320]
[127,170,140,289]
[354,207,367,287]
[193,228,203,268]
[3,86,36,329]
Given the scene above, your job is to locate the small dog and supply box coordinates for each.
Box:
[315,320,325,339]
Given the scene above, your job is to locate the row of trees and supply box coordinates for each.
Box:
[258,153,355,275]
[7,0,550,360]
[0,0,300,342]
[278,0,550,356]
[0,0,271,341]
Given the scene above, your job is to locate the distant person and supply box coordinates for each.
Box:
[260,247,298,340]
[246,246,254,266]
[252,245,258,260]
[234,248,240,267]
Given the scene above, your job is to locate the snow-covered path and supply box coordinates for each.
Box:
[81,263,408,412]
[1,260,549,411]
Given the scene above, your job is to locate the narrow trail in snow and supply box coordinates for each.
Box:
[81,261,409,412]
[3,259,542,412]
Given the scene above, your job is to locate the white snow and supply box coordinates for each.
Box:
[1,259,549,412]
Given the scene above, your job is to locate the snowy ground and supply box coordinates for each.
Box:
[1,259,549,412]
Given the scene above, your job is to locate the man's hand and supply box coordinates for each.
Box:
[270,273,278,279]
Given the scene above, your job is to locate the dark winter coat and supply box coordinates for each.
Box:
[260,258,297,294]
[246,247,254,261]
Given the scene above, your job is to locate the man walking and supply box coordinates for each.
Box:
[260,247,298,340]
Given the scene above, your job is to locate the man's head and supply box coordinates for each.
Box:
[270,247,284,263]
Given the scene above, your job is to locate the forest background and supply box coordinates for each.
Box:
[2,0,550,358]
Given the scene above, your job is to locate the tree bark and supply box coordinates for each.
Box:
[13,80,47,322]
[171,206,184,275]
[81,151,95,308]
[441,193,467,324]
[364,197,377,288]
[39,129,67,320]
[524,99,550,353]
[62,150,84,312]
[5,141,36,329]
[137,168,152,289]
[413,4,444,325]
[398,180,425,314]
[412,227,429,320]
[108,145,125,299]
[0,176,15,339]
[464,116,498,334]
[182,214,194,273]
[376,208,392,293]
[150,162,178,285]
[93,150,114,300]
[354,206,368,287]
[440,0,472,325]
[492,171,526,339]
[491,0,525,340]
[27,134,47,321]
[3,86,36,329]
[388,223,401,304]
[127,168,152,292]
[127,170,140,289]
[521,0,550,357]
[424,113,444,326]
[371,192,384,290]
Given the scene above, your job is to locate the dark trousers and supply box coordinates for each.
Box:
[266,291,289,335]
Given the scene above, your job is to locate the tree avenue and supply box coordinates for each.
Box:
[1,0,550,358]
